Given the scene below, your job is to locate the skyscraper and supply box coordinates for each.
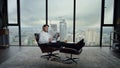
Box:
[60,19,67,41]
[85,29,99,46]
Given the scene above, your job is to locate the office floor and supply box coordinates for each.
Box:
[0,46,120,68]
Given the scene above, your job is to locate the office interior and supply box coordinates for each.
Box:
[0,0,120,68]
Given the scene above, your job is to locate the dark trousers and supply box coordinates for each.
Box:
[40,41,81,50]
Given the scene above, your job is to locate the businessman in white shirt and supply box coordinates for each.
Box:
[39,24,52,44]
[38,24,84,49]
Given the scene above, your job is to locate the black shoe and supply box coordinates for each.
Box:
[76,39,84,45]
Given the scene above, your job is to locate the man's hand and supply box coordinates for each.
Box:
[49,38,52,42]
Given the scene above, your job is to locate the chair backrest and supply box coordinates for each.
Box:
[34,33,39,43]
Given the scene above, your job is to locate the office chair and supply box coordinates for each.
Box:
[34,33,59,60]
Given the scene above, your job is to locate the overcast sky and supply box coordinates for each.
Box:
[8,0,114,28]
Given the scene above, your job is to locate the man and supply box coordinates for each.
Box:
[39,24,84,49]
[39,24,52,44]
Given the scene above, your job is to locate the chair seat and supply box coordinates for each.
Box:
[38,44,59,53]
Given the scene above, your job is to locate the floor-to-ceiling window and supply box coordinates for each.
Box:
[8,26,19,45]
[7,0,17,24]
[102,27,113,46]
[20,0,45,45]
[104,0,114,24]
[102,0,114,46]
[48,0,73,42]
[7,0,19,45]
[76,0,101,46]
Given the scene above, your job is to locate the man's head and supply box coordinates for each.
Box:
[42,24,49,32]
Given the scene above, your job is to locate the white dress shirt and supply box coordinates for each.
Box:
[39,31,52,44]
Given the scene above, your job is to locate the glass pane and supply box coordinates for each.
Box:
[8,26,19,45]
[102,27,113,46]
[7,0,17,23]
[48,0,73,42]
[104,0,114,24]
[20,0,45,45]
[76,0,101,46]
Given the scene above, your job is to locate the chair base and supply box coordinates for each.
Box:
[41,52,59,60]
[64,57,78,64]
[63,54,79,64]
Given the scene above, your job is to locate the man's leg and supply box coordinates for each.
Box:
[46,41,73,48]
[58,41,84,50]
[62,43,77,48]
[48,41,78,49]
[46,42,61,48]
[43,41,84,50]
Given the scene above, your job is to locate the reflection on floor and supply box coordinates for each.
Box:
[0,46,120,68]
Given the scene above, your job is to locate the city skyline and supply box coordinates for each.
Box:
[8,26,113,46]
